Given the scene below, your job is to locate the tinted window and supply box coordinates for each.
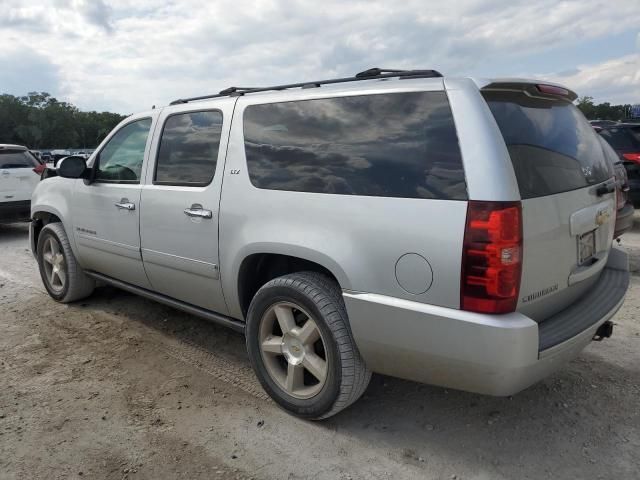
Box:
[483,91,610,199]
[243,92,466,199]
[96,118,152,183]
[599,127,640,151]
[0,150,39,169]
[155,110,223,186]
[597,136,620,169]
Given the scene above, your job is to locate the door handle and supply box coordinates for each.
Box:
[1,170,9,176]
[115,199,135,210]
[184,204,213,219]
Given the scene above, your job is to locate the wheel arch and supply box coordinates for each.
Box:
[232,245,351,320]
[31,207,64,256]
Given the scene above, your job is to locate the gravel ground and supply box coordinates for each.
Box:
[1,213,639,480]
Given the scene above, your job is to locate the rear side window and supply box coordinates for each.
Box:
[599,127,640,151]
[155,110,223,186]
[243,91,467,200]
[483,91,611,199]
[0,150,39,169]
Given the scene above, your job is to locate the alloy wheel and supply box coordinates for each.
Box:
[42,236,66,294]
[258,302,328,399]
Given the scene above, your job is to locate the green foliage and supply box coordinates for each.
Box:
[0,92,126,149]
[576,96,633,121]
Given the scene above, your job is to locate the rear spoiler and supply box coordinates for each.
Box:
[481,81,578,102]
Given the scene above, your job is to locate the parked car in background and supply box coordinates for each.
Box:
[597,124,640,207]
[0,144,43,223]
[589,119,618,128]
[39,151,53,163]
[30,70,629,419]
[598,136,634,238]
[74,152,91,160]
[50,150,72,166]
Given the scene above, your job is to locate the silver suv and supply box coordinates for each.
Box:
[30,69,630,419]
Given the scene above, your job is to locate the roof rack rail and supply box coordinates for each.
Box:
[169,67,442,105]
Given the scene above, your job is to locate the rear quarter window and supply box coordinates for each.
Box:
[243,91,467,200]
[482,91,611,199]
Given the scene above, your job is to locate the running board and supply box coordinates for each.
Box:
[85,271,245,334]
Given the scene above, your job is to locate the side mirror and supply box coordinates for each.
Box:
[57,156,88,179]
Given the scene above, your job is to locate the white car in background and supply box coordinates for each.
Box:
[0,144,45,224]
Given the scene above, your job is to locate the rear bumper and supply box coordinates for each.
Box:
[344,247,629,396]
[0,200,31,224]
[614,202,635,238]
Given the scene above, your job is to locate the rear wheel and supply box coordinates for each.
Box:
[246,271,371,419]
[37,223,95,303]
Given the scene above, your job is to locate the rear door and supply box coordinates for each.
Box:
[0,149,40,202]
[139,100,233,315]
[482,86,616,321]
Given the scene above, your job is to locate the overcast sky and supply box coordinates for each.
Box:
[1,0,639,113]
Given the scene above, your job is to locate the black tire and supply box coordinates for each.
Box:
[246,271,371,419]
[37,223,95,303]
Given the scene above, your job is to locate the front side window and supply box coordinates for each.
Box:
[243,91,467,200]
[96,118,152,183]
[155,110,223,186]
[0,150,40,169]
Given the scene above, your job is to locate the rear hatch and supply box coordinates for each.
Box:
[482,84,616,322]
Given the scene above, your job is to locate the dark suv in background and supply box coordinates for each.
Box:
[598,124,640,207]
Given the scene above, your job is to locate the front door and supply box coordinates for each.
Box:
[72,116,155,289]
[140,102,233,315]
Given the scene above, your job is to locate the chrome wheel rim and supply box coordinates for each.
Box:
[258,302,328,399]
[42,236,66,294]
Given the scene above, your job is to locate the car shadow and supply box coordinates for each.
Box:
[78,285,638,479]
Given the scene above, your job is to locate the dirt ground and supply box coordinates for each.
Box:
[1,214,639,480]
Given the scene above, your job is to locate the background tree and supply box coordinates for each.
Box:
[0,92,126,149]
[576,95,633,121]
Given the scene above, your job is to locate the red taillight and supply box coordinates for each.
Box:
[33,164,46,175]
[461,201,522,314]
[622,153,640,164]
[536,84,570,97]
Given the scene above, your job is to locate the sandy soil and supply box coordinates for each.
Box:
[1,213,639,480]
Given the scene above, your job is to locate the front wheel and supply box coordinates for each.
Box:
[246,272,371,419]
[37,223,95,303]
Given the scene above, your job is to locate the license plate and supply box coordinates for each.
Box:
[578,230,596,265]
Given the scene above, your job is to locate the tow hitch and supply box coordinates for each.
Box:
[593,321,614,341]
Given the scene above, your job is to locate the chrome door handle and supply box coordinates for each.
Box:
[1,171,9,176]
[184,204,213,219]
[115,201,135,210]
